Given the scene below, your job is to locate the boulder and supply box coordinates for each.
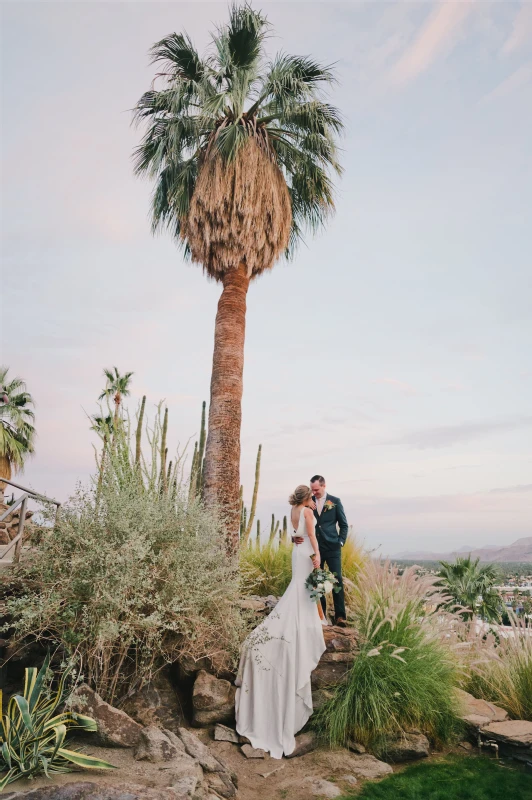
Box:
[480,720,532,750]
[241,743,266,758]
[378,732,430,763]
[455,688,509,729]
[214,723,240,744]
[134,725,183,762]
[286,731,317,758]
[301,778,342,798]
[69,684,142,748]
[122,670,185,733]
[347,741,366,755]
[239,598,266,612]
[2,783,183,800]
[311,627,358,689]
[178,726,228,774]
[192,669,236,726]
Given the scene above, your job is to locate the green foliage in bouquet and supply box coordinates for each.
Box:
[305,567,340,601]
[0,654,115,791]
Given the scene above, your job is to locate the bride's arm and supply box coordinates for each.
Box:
[304,508,320,569]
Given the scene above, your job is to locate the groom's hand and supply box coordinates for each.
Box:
[309,499,316,511]
[291,536,304,545]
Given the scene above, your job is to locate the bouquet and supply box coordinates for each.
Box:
[305,566,340,601]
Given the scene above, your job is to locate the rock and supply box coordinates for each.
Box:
[134,725,182,762]
[165,750,203,791]
[311,627,358,689]
[206,772,237,799]
[312,688,335,711]
[2,783,183,799]
[347,741,366,755]
[258,764,285,778]
[178,726,227,773]
[178,653,213,680]
[214,723,240,743]
[122,670,185,733]
[302,778,342,798]
[378,732,430,763]
[459,741,473,751]
[70,684,143,748]
[241,743,266,758]
[170,777,199,800]
[286,731,317,758]
[339,774,358,787]
[239,598,266,612]
[192,669,236,726]
[316,750,393,781]
[455,688,509,729]
[480,720,532,749]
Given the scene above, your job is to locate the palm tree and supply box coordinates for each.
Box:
[98,368,134,429]
[133,3,343,548]
[0,366,36,495]
[90,413,114,493]
[438,555,502,623]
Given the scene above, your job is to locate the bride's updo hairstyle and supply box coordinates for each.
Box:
[288,485,312,506]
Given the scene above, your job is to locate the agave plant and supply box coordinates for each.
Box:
[0,654,115,791]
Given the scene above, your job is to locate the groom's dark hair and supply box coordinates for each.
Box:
[310,475,326,484]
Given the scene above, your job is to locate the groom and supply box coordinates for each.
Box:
[293,475,348,627]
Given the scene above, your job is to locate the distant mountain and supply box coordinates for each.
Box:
[393,537,532,564]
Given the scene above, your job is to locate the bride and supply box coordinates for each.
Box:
[235,485,326,758]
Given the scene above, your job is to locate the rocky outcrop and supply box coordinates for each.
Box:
[456,688,509,729]
[192,669,236,726]
[479,719,532,758]
[69,685,142,748]
[122,670,185,733]
[0,503,34,545]
[311,626,358,689]
[378,732,430,763]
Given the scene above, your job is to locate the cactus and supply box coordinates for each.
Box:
[135,395,146,466]
[256,518,260,543]
[243,444,262,544]
[281,515,288,544]
[197,401,207,497]
[160,407,168,493]
[189,442,199,500]
[268,514,280,544]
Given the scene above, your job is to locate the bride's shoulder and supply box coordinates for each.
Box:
[303,507,315,521]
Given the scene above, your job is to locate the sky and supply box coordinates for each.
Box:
[1,0,531,556]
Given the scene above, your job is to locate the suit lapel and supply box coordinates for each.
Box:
[312,496,320,521]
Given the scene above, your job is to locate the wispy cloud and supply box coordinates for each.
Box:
[480,62,532,105]
[389,0,473,86]
[373,378,419,396]
[501,3,532,55]
[391,416,532,449]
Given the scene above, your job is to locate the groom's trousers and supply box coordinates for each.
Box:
[319,544,346,620]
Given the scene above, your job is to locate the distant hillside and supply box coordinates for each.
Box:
[393,537,532,564]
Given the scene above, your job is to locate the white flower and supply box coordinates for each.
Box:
[323,580,333,593]
[317,582,324,590]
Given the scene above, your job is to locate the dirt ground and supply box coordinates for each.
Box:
[5,727,405,800]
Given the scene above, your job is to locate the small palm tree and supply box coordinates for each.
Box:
[134,3,343,548]
[90,413,114,493]
[98,368,134,429]
[438,555,502,622]
[0,366,36,494]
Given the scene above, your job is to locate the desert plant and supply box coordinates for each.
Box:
[0,366,36,493]
[98,367,134,430]
[240,539,294,597]
[315,560,462,750]
[0,654,114,791]
[3,405,244,704]
[438,556,502,622]
[462,612,532,720]
[133,4,343,546]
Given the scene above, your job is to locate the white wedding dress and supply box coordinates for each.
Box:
[235,509,326,758]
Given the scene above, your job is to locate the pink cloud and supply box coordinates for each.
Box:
[390,0,473,86]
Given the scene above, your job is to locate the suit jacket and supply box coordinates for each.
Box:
[313,493,348,548]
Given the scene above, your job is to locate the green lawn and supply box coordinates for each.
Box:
[341,756,531,800]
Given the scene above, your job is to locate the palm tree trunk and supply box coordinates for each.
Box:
[203,263,250,552]
[0,454,12,498]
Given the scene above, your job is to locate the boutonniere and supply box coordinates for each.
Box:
[323,500,335,512]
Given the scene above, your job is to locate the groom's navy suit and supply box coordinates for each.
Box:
[313,494,348,621]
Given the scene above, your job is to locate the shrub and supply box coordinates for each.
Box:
[0,654,114,791]
[315,560,462,750]
[462,612,532,720]
[3,411,244,704]
[239,532,366,599]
